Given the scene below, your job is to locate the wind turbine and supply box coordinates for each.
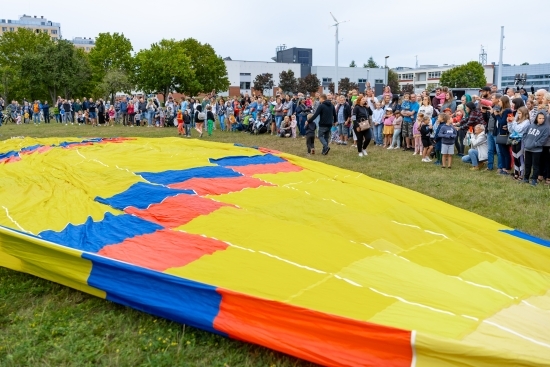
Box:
[330,12,348,94]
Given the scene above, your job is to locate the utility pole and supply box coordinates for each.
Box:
[330,12,348,95]
[498,26,504,91]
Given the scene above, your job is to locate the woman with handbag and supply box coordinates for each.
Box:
[494,96,513,175]
[352,95,372,157]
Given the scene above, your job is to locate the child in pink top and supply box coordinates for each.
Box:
[108,105,116,126]
[382,108,395,147]
[290,115,297,138]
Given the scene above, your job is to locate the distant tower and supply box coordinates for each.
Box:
[415,55,418,68]
[479,45,487,65]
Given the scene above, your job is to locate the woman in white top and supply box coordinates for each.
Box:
[418,96,434,121]
[508,106,531,180]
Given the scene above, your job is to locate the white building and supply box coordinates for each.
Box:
[393,64,495,93]
[310,66,386,94]
[222,60,303,97]
[71,37,95,52]
[0,15,60,41]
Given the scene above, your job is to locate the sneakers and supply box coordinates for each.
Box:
[422,157,431,162]
[413,152,418,156]
[362,149,367,156]
[470,166,480,171]
[387,146,393,150]
[322,146,330,155]
[358,152,364,157]
[531,180,537,187]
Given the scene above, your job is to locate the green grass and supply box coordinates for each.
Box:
[1,122,549,366]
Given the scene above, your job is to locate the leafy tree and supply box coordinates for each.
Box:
[179,38,229,96]
[0,28,52,101]
[279,70,298,94]
[99,69,134,104]
[88,32,133,84]
[349,60,357,68]
[364,56,378,68]
[328,82,335,94]
[297,74,321,95]
[387,69,400,94]
[133,39,194,101]
[401,84,414,94]
[439,61,486,88]
[21,40,92,102]
[338,78,358,95]
[521,62,529,66]
[253,73,274,95]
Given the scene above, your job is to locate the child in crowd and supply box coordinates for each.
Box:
[372,102,385,146]
[437,113,458,168]
[401,93,411,117]
[413,112,424,155]
[523,112,550,186]
[434,90,446,111]
[159,108,166,127]
[305,113,316,155]
[432,114,445,165]
[452,109,464,127]
[290,115,298,138]
[382,108,394,147]
[420,116,433,162]
[77,111,86,125]
[206,105,216,136]
[383,86,392,99]
[108,105,116,126]
[331,124,341,144]
[177,110,184,135]
[388,110,402,149]
[183,110,191,137]
[134,110,141,127]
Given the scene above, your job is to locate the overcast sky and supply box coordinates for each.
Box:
[5,0,550,69]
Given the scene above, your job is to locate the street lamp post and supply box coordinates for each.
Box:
[385,56,389,87]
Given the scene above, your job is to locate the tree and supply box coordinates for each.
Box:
[133,39,194,101]
[179,38,229,96]
[328,82,335,94]
[338,78,359,95]
[439,61,486,88]
[349,60,357,68]
[387,69,400,94]
[521,62,529,66]
[279,69,298,94]
[364,56,379,68]
[0,28,52,101]
[297,74,321,95]
[21,40,92,102]
[88,32,133,84]
[253,73,274,95]
[99,69,134,104]
[402,84,414,94]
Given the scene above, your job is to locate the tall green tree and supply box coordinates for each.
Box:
[99,69,134,104]
[364,56,378,68]
[297,74,321,94]
[439,61,487,88]
[0,28,52,101]
[349,60,357,68]
[387,69,400,94]
[179,38,229,96]
[253,73,274,95]
[88,32,133,83]
[338,78,358,95]
[278,70,298,94]
[133,39,194,101]
[21,40,92,102]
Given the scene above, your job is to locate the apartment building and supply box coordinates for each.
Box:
[72,37,95,52]
[0,15,60,41]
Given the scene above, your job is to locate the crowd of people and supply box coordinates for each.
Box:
[1,84,550,185]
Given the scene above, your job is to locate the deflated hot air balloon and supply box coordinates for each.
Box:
[1,137,549,367]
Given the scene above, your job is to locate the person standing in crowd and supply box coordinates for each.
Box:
[97,99,105,126]
[119,98,128,126]
[523,112,550,186]
[307,94,337,155]
[42,101,50,124]
[351,95,372,157]
[508,106,530,180]
[195,104,205,138]
[336,95,351,145]
[372,102,385,147]
[305,113,317,155]
[88,98,96,126]
[401,93,420,151]
[495,96,513,175]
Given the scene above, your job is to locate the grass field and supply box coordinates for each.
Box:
[1,122,549,366]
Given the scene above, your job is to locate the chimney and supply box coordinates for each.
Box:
[41,16,44,19]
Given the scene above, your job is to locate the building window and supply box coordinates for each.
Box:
[399,73,413,80]
[9,27,14,31]
[322,78,332,83]
[375,79,383,84]
[358,78,367,83]
[240,82,251,89]
[428,71,441,78]
[51,30,57,34]
[239,73,251,76]
[85,47,90,51]
[1,27,6,32]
